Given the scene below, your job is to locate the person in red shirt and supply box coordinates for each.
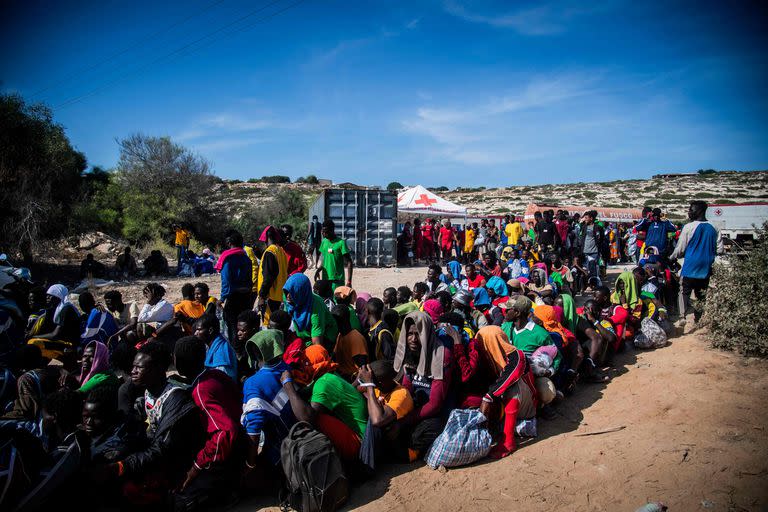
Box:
[280,224,308,275]
[173,336,243,510]
[438,220,457,264]
[421,219,435,263]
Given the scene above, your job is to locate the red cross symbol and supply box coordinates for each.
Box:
[415,194,437,206]
[714,208,723,216]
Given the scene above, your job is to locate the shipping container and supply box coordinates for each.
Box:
[308,189,397,267]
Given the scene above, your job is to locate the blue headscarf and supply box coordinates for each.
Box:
[283,273,313,332]
[472,287,491,307]
[486,276,508,298]
[447,260,463,281]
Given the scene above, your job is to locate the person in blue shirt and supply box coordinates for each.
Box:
[241,329,296,473]
[78,291,118,345]
[216,230,253,362]
[635,208,677,256]
[670,201,722,327]
[194,314,238,382]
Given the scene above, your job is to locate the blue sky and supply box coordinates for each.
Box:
[2,0,767,187]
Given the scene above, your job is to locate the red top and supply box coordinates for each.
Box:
[191,369,242,469]
[439,227,454,248]
[282,240,308,275]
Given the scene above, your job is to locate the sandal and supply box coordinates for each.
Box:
[586,370,611,383]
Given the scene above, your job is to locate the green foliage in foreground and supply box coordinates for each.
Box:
[703,224,768,357]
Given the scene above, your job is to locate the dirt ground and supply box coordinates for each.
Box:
[85,266,768,512]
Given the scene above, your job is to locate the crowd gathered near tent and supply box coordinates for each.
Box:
[0,197,722,511]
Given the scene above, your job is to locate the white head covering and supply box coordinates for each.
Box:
[46,284,72,323]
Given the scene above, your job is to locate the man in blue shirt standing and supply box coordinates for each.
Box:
[635,208,677,256]
[670,201,722,329]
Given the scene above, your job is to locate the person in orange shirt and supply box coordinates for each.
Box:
[330,304,368,381]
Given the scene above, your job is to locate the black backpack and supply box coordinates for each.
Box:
[280,421,348,512]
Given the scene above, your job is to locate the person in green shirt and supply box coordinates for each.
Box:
[502,296,561,371]
[283,273,338,351]
[314,219,353,290]
[78,340,119,393]
[280,345,368,461]
[393,286,419,317]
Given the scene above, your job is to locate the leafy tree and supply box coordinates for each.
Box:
[297,174,319,184]
[260,175,291,184]
[387,181,404,191]
[0,94,87,262]
[71,166,123,234]
[115,134,216,241]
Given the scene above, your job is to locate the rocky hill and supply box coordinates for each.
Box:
[212,170,768,221]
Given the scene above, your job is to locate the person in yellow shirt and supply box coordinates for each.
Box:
[463,224,476,263]
[174,224,190,275]
[504,216,523,247]
[255,226,288,324]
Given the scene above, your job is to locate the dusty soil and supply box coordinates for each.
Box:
[83,266,768,512]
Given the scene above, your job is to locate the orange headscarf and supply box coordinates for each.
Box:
[474,325,515,375]
[304,344,338,381]
[533,305,575,347]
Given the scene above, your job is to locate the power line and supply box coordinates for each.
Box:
[30,0,229,99]
[55,0,306,110]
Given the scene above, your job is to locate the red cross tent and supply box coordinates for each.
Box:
[397,185,468,217]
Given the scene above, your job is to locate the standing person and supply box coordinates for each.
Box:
[174,225,191,275]
[280,224,308,276]
[535,210,558,253]
[578,211,603,288]
[670,201,722,329]
[554,211,570,255]
[412,218,423,263]
[463,223,476,263]
[215,230,253,344]
[307,215,323,269]
[438,220,457,263]
[420,219,435,263]
[505,215,523,248]
[314,219,353,290]
[487,220,500,255]
[635,208,677,256]
[255,226,288,325]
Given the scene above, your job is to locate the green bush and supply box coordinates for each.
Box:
[703,223,768,357]
[260,175,291,184]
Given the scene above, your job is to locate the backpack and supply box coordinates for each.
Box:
[280,421,348,512]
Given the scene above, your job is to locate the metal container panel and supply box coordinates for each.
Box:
[308,189,397,267]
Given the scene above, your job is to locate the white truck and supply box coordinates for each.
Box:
[708,202,768,252]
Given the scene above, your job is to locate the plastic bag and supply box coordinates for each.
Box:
[634,317,667,349]
[425,409,492,469]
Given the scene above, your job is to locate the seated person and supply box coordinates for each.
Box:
[170,283,206,335]
[573,299,614,383]
[382,287,398,309]
[194,315,237,382]
[25,286,52,338]
[1,345,63,423]
[172,337,242,510]
[480,346,538,459]
[143,250,169,277]
[83,385,144,465]
[80,253,106,279]
[411,282,428,307]
[460,263,486,291]
[503,296,562,371]
[526,268,554,301]
[333,286,363,332]
[356,360,414,463]
[330,304,369,381]
[366,298,396,361]
[312,279,335,310]
[284,273,338,350]
[27,284,81,360]
[193,282,218,317]
[75,340,119,393]
[104,291,139,344]
[241,328,297,477]
[393,286,419,317]
[136,283,174,340]
[393,311,455,462]
[424,264,449,296]
[281,345,368,461]
[98,342,204,504]
[79,292,118,345]
[115,247,138,278]
[593,286,628,354]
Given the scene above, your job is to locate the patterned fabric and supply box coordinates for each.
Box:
[424,408,492,468]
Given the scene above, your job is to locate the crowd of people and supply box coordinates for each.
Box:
[0,200,721,511]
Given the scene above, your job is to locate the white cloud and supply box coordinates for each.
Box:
[176,112,271,142]
[193,137,267,153]
[443,0,619,36]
